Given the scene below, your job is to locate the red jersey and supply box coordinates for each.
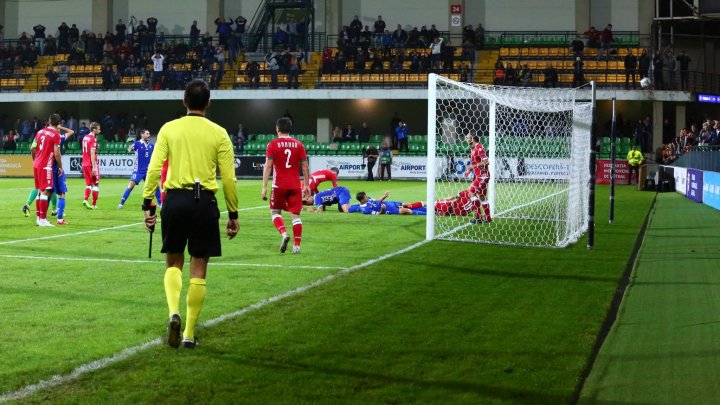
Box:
[33,127,61,169]
[82,134,98,167]
[308,169,338,193]
[470,142,489,179]
[266,136,307,189]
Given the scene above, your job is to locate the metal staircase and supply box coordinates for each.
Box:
[245,0,315,52]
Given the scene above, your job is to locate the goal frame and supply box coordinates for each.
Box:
[425,73,596,247]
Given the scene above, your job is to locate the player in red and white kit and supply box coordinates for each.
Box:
[32,114,64,227]
[464,132,492,223]
[81,122,101,207]
[261,117,311,254]
[308,167,339,195]
[404,190,480,217]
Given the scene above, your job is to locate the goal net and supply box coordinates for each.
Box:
[426,74,593,248]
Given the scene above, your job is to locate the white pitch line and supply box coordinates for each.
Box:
[0,238,430,403]
[0,205,267,246]
[0,254,343,270]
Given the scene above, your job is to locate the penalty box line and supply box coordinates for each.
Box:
[0,238,429,403]
[0,205,267,246]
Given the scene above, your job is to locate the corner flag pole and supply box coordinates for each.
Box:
[148,204,156,258]
[609,97,616,224]
[587,81,597,250]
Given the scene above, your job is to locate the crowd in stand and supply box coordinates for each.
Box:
[662,118,720,164]
[1,15,254,90]
[319,16,477,79]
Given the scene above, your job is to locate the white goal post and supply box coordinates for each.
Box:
[426,74,593,248]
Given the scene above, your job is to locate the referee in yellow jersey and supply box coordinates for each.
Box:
[142,79,239,349]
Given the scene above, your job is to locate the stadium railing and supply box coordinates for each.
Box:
[671,146,720,172]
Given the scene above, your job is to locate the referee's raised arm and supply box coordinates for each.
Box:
[141,79,239,350]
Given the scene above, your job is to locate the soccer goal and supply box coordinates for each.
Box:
[426,74,593,248]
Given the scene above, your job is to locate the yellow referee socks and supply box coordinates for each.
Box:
[183,278,206,340]
[163,267,182,318]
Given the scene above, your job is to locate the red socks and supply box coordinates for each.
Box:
[292,219,302,247]
[272,214,286,235]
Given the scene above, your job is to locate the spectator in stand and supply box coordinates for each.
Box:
[392,24,408,49]
[463,24,476,46]
[343,124,356,142]
[235,16,247,50]
[69,23,79,44]
[520,64,532,86]
[287,16,299,50]
[652,50,664,90]
[266,51,279,89]
[45,66,58,91]
[214,17,232,47]
[442,40,456,72]
[624,48,637,89]
[33,24,46,55]
[234,123,248,153]
[370,55,383,73]
[102,65,113,90]
[597,24,613,61]
[494,61,505,85]
[202,31,212,47]
[214,45,226,88]
[57,22,70,52]
[430,36,443,71]
[571,35,584,58]
[272,26,288,50]
[332,126,342,143]
[475,24,485,49]
[676,50,691,91]
[584,26,600,48]
[151,50,165,89]
[78,122,90,143]
[358,122,371,143]
[57,63,69,91]
[245,60,260,88]
[116,19,126,44]
[3,130,17,151]
[44,35,57,55]
[190,20,200,47]
[505,63,517,86]
[638,49,650,80]
[663,48,676,90]
[145,15,158,32]
[349,15,362,42]
[373,15,386,46]
[287,55,300,89]
[543,63,558,88]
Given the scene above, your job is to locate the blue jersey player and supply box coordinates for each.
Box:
[307,186,352,213]
[118,129,161,209]
[355,191,425,215]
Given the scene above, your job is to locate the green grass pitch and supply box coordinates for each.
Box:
[0,177,653,403]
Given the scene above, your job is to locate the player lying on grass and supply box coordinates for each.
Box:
[303,185,352,212]
[354,191,426,215]
[403,190,484,218]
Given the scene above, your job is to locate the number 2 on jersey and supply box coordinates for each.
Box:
[284,149,292,168]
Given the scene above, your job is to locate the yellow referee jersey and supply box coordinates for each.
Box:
[142,115,238,213]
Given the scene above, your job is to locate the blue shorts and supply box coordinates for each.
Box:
[336,187,351,205]
[53,166,68,194]
[382,201,404,215]
[130,170,147,184]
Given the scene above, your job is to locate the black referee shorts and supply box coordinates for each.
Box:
[161,189,222,257]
